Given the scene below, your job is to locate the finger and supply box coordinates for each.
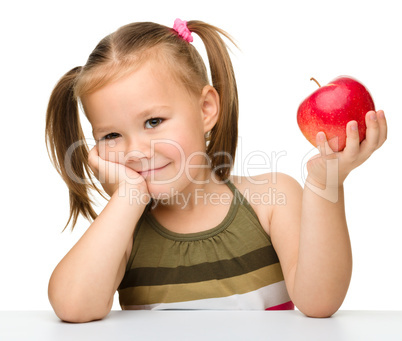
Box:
[316,131,327,157]
[88,146,114,184]
[316,131,335,157]
[343,120,360,159]
[376,110,387,148]
[88,146,100,177]
[360,110,380,156]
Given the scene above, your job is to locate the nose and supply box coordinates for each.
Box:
[123,136,153,164]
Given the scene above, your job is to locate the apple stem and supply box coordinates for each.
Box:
[310,77,321,88]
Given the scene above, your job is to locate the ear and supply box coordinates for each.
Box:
[200,85,220,134]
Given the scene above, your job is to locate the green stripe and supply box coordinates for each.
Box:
[118,245,279,290]
[119,264,284,305]
[125,203,272,271]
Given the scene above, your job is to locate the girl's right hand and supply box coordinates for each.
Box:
[88,146,149,198]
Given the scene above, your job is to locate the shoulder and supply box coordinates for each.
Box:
[267,173,303,228]
[228,172,302,235]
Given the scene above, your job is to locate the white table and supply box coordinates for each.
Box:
[1,310,401,340]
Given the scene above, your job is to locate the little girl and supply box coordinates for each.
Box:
[45,19,387,323]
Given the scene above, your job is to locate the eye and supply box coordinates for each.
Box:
[145,117,163,129]
[102,132,121,140]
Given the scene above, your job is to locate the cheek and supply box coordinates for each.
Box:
[97,140,121,162]
[165,137,209,175]
[154,141,185,162]
[156,131,205,159]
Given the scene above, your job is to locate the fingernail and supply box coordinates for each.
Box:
[351,122,358,131]
[370,112,377,121]
[378,111,385,118]
[319,133,326,141]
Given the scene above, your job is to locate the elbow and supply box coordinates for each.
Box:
[297,301,341,318]
[291,282,349,318]
[302,308,337,319]
[53,304,110,323]
[50,299,111,323]
[48,284,111,323]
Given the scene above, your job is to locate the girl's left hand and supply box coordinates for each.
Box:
[306,110,387,187]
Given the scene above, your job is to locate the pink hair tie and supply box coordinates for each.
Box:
[173,18,193,43]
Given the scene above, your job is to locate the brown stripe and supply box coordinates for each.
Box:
[119,263,285,305]
[118,245,279,290]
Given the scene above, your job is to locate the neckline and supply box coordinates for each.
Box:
[144,179,240,241]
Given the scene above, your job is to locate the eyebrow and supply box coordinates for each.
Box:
[92,105,170,136]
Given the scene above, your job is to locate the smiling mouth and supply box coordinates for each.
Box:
[139,163,170,176]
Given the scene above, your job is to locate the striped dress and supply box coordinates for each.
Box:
[118,179,294,310]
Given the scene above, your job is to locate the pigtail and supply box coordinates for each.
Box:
[45,67,103,231]
[187,21,239,181]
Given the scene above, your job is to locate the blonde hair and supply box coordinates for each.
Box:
[45,20,239,231]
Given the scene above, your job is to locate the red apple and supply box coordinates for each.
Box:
[297,76,375,152]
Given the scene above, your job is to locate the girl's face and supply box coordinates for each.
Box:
[82,60,218,198]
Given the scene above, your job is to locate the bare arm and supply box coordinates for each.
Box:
[294,179,352,316]
[270,110,387,317]
[48,186,147,323]
[49,145,149,323]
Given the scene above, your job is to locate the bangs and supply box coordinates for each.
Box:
[74,57,143,98]
[74,44,208,101]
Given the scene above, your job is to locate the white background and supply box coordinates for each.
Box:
[0,0,400,311]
